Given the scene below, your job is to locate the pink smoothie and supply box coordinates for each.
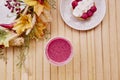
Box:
[45,37,73,66]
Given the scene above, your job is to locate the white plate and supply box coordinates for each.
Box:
[0,0,25,24]
[60,0,106,30]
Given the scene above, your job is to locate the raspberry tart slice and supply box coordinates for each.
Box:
[72,0,97,20]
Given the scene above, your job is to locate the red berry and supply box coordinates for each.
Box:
[81,13,88,19]
[90,6,97,12]
[87,10,93,17]
[72,1,78,9]
[76,0,82,2]
[38,0,44,4]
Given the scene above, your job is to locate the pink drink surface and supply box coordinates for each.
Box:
[47,39,71,62]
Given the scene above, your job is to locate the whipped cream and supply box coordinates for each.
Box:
[73,0,94,17]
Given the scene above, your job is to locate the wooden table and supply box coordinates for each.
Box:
[0,0,120,80]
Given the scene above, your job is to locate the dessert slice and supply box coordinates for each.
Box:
[72,0,97,20]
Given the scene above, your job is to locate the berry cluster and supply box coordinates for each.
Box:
[72,0,97,20]
[5,0,21,14]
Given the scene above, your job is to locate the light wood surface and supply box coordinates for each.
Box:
[0,0,120,80]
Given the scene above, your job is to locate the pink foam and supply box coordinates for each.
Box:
[45,37,73,66]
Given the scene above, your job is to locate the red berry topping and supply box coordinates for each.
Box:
[72,1,78,9]
[76,0,82,2]
[90,5,97,12]
[87,10,93,17]
[81,13,88,19]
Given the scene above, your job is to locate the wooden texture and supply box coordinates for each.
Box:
[0,0,120,80]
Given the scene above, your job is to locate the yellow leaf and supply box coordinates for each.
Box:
[23,0,38,6]
[34,3,44,16]
[32,16,47,38]
[43,1,51,10]
[13,14,32,34]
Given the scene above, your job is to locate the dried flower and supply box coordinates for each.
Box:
[0,27,18,47]
[0,0,54,69]
[28,15,47,39]
[13,14,32,34]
